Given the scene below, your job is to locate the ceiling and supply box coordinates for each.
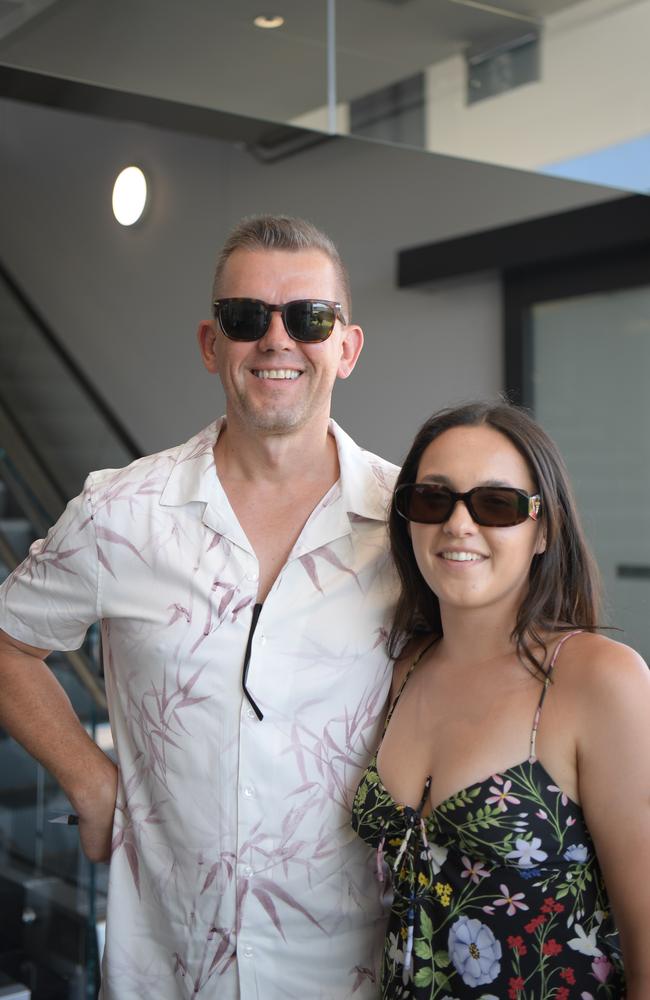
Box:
[0,0,586,125]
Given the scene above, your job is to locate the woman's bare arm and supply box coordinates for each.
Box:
[575,635,650,999]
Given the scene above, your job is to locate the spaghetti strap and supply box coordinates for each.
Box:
[383,636,437,735]
[528,630,583,763]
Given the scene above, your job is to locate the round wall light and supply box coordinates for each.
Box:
[112,166,148,226]
[253,15,284,29]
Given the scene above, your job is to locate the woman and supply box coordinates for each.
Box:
[352,402,650,999]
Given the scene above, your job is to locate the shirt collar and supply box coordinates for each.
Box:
[327,418,394,523]
[159,419,224,508]
[159,417,394,550]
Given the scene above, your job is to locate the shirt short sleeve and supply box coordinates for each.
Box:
[0,477,99,651]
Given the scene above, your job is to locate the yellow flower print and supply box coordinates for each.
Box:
[435,881,453,907]
[418,872,430,888]
[388,838,402,847]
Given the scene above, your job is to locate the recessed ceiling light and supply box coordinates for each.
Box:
[112,166,148,226]
[253,14,285,29]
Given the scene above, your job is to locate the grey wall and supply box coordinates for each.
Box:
[0,96,618,464]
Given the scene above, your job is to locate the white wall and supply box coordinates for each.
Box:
[0,96,617,464]
[425,0,650,172]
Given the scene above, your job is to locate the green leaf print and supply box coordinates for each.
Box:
[421,909,434,940]
[432,950,451,968]
[414,939,432,960]
[413,967,433,987]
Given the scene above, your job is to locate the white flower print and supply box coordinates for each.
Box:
[387,931,405,967]
[422,840,449,875]
[505,836,548,868]
[567,923,604,957]
[564,843,589,863]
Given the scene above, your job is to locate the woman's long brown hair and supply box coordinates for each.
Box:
[388,401,602,676]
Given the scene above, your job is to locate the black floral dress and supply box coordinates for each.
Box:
[351,633,625,999]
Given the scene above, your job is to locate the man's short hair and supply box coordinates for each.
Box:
[213,215,352,319]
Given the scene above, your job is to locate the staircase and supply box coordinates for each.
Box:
[0,260,139,999]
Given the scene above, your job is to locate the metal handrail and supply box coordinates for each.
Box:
[0,260,141,461]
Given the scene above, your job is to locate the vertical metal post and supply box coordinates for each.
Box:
[35,762,44,871]
[327,0,337,133]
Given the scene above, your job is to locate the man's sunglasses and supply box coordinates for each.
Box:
[394,484,542,527]
[212,298,347,344]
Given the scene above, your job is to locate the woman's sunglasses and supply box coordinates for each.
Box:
[213,298,347,344]
[394,484,542,527]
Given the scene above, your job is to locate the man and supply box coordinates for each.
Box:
[0,216,398,999]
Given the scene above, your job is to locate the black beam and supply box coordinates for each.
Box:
[398,193,650,286]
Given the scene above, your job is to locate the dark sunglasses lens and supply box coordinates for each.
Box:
[220,300,269,341]
[471,488,524,526]
[285,300,336,342]
[397,485,452,523]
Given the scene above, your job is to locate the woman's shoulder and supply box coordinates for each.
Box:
[551,630,649,705]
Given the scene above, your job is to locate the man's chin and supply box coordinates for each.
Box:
[241,406,306,435]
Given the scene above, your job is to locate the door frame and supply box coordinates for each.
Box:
[503,247,650,407]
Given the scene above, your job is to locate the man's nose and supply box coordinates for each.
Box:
[257,311,293,350]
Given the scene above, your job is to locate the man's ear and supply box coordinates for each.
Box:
[337,324,364,379]
[197,321,219,374]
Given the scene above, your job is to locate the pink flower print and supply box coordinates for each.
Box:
[566,816,576,827]
[591,956,613,983]
[493,884,529,916]
[460,856,490,885]
[548,783,569,806]
[482,905,496,915]
[486,777,521,812]
[536,809,548,820]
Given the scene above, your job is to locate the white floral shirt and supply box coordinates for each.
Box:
[0,418,399,1000]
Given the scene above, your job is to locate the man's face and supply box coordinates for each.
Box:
[198,248,363,436]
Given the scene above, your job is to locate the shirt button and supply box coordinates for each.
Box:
[259,635,267,647]
[246,707,256,720]
[242,945,253,958]
[246,571,258,582]
[243,786,255,798]
[243,865,254,878]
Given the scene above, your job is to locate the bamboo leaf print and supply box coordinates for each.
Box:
[251,888,287,940]
[313,545,362,590]
[95,525,149,565]
[123,841,141,898]
[96,544,118,580]
[254,878,325,931]
[299,553,323,593]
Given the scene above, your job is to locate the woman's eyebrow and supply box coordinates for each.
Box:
[417,474,520,488]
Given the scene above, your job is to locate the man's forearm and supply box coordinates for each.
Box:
[0,638,117,861]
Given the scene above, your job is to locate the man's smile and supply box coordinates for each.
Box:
[251,369,302,380]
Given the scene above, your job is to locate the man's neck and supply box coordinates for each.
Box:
[214,414,339,487]
[212,414,342,602]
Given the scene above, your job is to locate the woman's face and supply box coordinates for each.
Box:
[409,424,546,619]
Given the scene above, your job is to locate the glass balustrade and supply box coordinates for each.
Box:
[0,0,648,192]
